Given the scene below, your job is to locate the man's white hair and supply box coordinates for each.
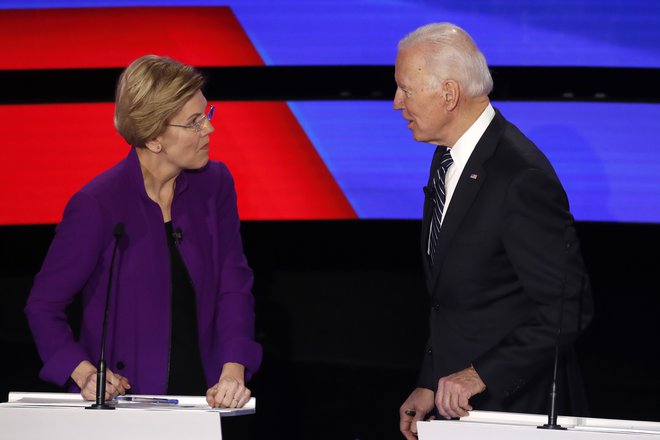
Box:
[398,23,493,97]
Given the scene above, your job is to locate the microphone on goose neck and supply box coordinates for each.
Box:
[538,220,576,430]
[87,222,124,410]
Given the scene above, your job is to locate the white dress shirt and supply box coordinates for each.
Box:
[443,103,495,223]
[428,104,495,256]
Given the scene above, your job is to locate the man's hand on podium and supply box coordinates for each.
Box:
[400,387,435,439]
[206,362,251,409]
[71,360,131,401]
[435,365,485,419]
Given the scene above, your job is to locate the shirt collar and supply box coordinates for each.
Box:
[447,103,495,167]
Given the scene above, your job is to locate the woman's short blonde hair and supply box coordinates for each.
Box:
[114,55,205,147]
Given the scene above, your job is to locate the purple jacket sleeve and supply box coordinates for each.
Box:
[210,164,262,381]
[25,191,106,386]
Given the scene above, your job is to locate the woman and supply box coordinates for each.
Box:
[25,55,261,408]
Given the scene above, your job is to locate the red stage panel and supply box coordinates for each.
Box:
[213,102,356,219]
[1,104,127,225]
[0,7,263,69]
[0,103,356,224]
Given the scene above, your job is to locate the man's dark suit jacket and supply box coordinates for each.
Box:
[418,109,593,415]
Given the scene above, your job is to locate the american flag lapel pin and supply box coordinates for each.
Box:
[469,173,478,180]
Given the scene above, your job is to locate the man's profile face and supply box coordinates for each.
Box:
[393,46,448,145]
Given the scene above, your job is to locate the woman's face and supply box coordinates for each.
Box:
[156,90,214,171]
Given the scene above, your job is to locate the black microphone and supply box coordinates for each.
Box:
[172,228,183,244]
[423,186,435,198]
[537,324,567,429]
[87,222,124,410]
[538,220,575,430]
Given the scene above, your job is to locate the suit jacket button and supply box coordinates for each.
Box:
[433,303,440,311]
[427,348,433,355]
[116,361,125,370]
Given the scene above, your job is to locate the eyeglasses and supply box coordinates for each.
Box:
[168,104,215,133]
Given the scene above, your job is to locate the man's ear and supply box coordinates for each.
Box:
[442,80,460,111]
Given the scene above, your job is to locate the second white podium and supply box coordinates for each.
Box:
[418,410,660,439]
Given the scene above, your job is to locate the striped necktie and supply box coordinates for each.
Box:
[429,149,453,266]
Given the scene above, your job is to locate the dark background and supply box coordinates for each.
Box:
[1,220,659,439]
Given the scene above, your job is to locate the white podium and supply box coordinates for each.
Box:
[418,410,660,439]
[0,392,255,440]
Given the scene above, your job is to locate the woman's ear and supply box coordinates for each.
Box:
[144,139,162,153]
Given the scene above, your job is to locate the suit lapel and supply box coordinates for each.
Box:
[430,110,507,288]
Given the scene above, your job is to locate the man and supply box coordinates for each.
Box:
[394,23,593,439]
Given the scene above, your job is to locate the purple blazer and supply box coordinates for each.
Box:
[25,147,262,393]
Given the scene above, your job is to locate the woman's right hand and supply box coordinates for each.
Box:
[71,360,131,401]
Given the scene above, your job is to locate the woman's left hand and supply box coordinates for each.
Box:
[206,362,251,408]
